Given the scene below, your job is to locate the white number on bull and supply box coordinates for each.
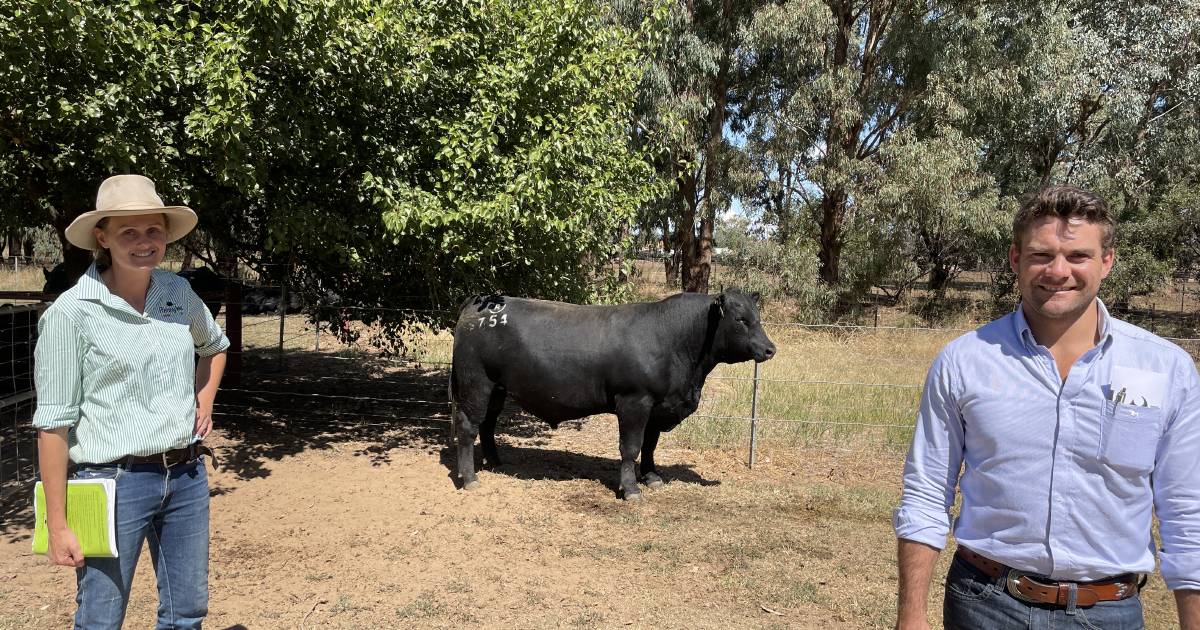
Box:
[477,314,509,329]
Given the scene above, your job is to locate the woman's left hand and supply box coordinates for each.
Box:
[194,402,213,439]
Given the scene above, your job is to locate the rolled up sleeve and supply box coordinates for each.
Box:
[32,309,83,430]
[893,351,964,550]
[1154,359,1200,590]
[188,288,230,357]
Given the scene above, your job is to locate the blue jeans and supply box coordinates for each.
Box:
[72,459,209,630]
[943,553,1144,630]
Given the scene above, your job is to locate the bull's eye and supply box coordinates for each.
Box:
[737,317,749,326]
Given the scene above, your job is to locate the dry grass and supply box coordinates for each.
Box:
[0,265,47,292]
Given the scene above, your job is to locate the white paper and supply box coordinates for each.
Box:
[1109,365,1167,408]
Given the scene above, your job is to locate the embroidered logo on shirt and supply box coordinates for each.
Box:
[158,302,185,316]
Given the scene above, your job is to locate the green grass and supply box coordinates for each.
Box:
[675,325,957,452]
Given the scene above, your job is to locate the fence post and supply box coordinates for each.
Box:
[874,305,879,328]
[314,310,321,351]
[277,279,288,370]
[220,258,241,386]
[748,361,761,469]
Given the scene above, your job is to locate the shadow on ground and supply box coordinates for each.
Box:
[215,346,462,481]
[436,441,719,498]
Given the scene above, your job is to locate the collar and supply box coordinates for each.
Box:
[76,263,166,317]
[1012,298,1113,352]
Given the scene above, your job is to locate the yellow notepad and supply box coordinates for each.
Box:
[32,479,118,558]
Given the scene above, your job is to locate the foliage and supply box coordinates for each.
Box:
[718,216,835,321]
[0,0,658,336]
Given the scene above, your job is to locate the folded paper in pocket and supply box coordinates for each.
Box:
[1109,366,1166,408]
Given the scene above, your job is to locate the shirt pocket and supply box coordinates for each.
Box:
[1100,400,1164,473]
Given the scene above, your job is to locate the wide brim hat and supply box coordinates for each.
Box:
[65,174,198,250]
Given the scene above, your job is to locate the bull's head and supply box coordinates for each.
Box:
[711,288,776,364]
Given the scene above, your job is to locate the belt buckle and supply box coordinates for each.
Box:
[1005,568,1042,604]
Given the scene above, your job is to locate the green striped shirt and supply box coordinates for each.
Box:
[32,264,230,464]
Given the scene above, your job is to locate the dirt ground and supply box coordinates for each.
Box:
[3,404,927,630]
[0,416,1185,629]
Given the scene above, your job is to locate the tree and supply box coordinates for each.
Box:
[1,1,657,334]
[615,0,767,293]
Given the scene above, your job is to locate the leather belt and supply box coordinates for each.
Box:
[106,443,218,469]
[956,548,1140,607]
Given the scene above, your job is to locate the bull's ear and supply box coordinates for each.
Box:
[43,268,50,280]
[750,291,761,304]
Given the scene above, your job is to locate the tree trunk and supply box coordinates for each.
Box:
[51,211,94,284]
[928,262,951,295]
[687,215,714,293]
[817,188,847,285]
[684,3,732,294]
[815,1,858,287]
[678,168,699,291]
[661,219,679,285]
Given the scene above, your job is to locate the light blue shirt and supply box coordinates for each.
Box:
[32,264,229,464]
[894,300,1200,589]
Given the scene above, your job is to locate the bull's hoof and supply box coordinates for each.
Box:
[623,490,644,501]
[463,480,481,491]
[642,473,664,489]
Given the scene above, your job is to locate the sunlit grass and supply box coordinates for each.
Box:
[675,324,959,453]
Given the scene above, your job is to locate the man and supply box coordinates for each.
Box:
[893,186,1200,629]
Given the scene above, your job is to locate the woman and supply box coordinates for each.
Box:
[33,174,229,629]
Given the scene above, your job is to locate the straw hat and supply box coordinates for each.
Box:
[65,175,198,250]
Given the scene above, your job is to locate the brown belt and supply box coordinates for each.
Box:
[956,547,1140,607]
[108,444,218,469]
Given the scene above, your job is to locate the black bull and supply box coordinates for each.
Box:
[449,288,776,500]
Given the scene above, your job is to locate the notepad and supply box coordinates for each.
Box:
[32,479,118,558]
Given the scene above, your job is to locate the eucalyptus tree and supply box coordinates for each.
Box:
[958,0,1200,304]
[734,0,1021,287]
[615,0,767,293]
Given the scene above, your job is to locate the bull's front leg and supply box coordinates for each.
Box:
[615,397,652,501]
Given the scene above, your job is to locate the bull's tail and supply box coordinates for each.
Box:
[447,351,459,446]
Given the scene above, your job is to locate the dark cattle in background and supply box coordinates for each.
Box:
[241,286,302,315]
[40,264,71,295]
[450,288,776,500]
[176,266,225,316]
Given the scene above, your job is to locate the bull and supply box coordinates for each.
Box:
[449,288,776,500]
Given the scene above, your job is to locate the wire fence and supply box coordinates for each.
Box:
[4,273,1200,494]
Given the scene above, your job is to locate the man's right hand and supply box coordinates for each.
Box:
[47,525,85,568]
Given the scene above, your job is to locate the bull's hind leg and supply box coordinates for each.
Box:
[615,397,653,501]
[479,387,506,467]
[455,382,500,490]
[639,426,665,489]
[454,404,482,490]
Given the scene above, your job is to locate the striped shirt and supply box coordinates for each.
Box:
[894,300,1200,589]
[32,264,229,464]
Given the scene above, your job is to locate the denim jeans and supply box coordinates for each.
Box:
[943,553,1144,630]
[72,459,209,630]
